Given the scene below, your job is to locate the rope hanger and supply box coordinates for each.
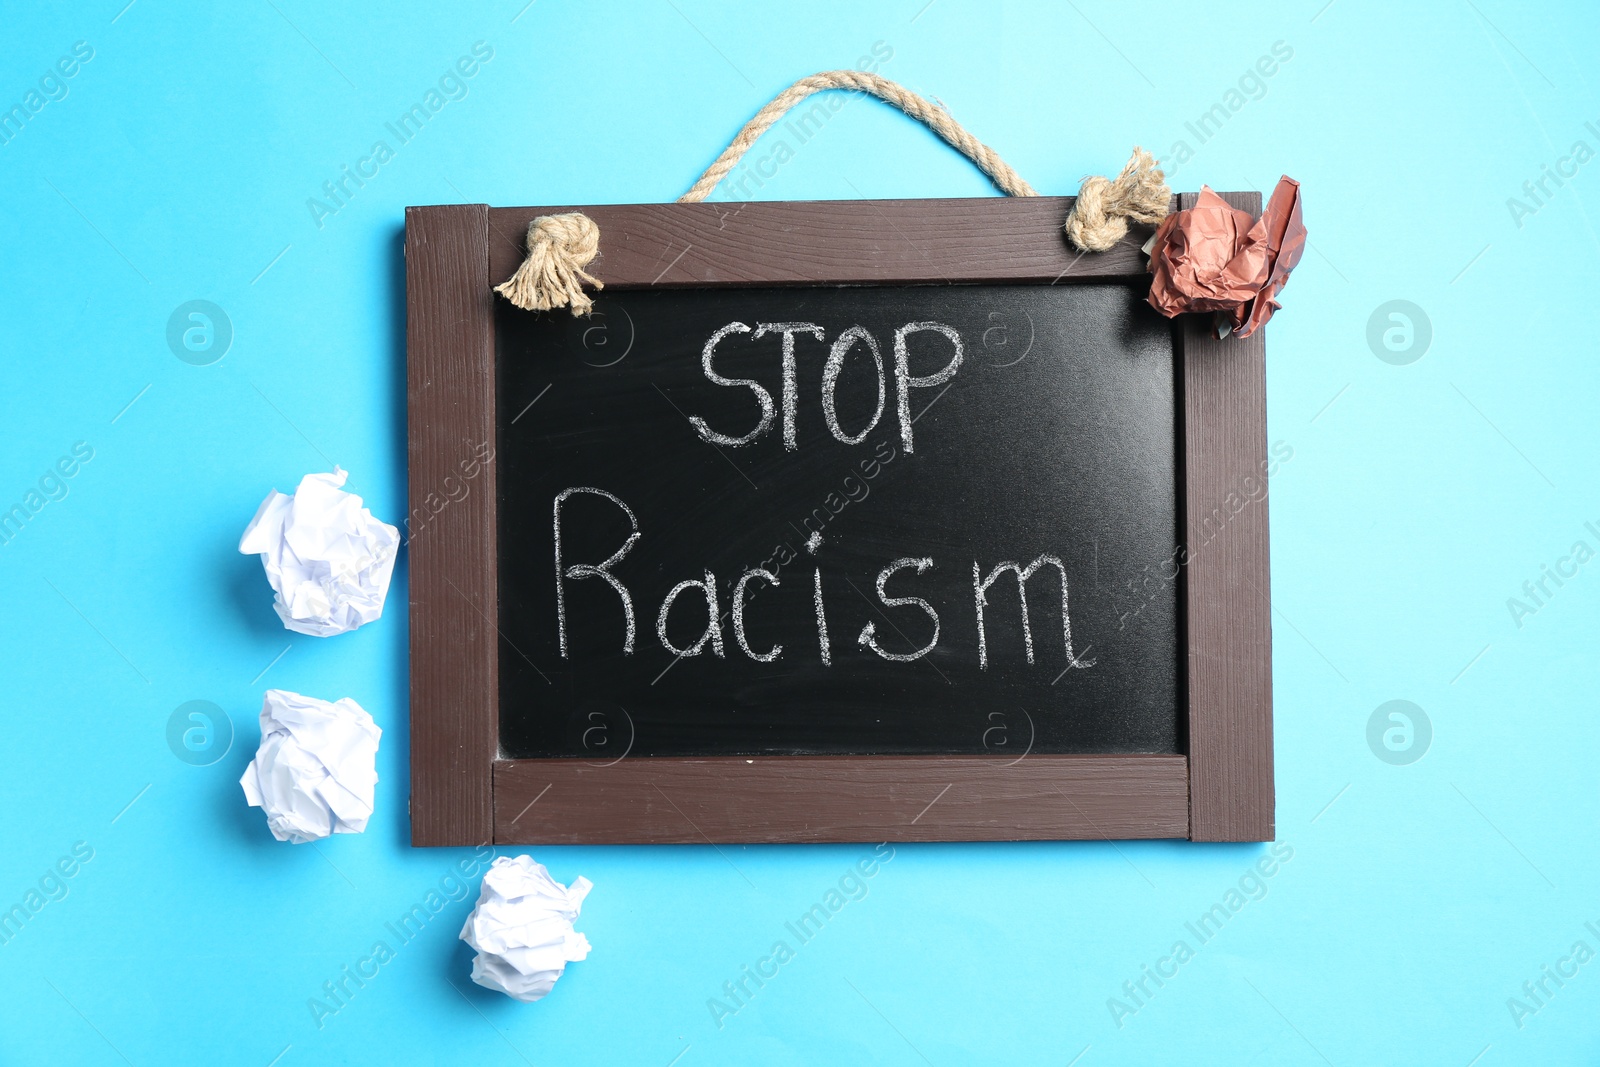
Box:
[495,71,1170,315]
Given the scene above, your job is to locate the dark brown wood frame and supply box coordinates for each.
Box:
[405,192,1273,847]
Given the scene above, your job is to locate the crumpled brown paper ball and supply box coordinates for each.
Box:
[1146,177,1305,338]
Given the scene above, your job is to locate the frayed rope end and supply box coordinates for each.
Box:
[1064,147,1171,253]
[493,212,603,315]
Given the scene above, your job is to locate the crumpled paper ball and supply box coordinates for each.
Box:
[238,467,399,637]
[460,856,592,1002]
[239,689,381,844]
[1146,176,1305,338]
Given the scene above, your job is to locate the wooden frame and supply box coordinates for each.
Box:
[405,192,1273,846]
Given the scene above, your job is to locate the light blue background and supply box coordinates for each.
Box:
[2,0,1596,1063]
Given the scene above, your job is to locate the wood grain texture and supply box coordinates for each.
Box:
[1178,190,1276,842]
[405,204,497,846]
[493,755,1189,844]
[484,196,1175,289]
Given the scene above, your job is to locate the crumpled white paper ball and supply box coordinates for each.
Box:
[239,689,381,844]
[460,856,592,1002]
[238,467,399,637]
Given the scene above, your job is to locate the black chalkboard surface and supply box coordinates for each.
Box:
[409,195,1274,845]
[496,283,1180,759]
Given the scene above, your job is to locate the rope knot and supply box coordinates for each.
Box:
[1064,147,1171,253]
[494,212,603,315]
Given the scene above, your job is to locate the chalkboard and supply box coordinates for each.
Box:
[496,284,1180,759]
[405,195,1274,846]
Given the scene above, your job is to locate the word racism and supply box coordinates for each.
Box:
[1506,920,1600,1030]
[0,841,94,948]
[306,42,494,230]
[1,40,94,148]
[1505,521,1600,628]
[307,845,496,1029]
[554,319,1093,670]
[708,844,895,1029]
[1108,842,1294,1028]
